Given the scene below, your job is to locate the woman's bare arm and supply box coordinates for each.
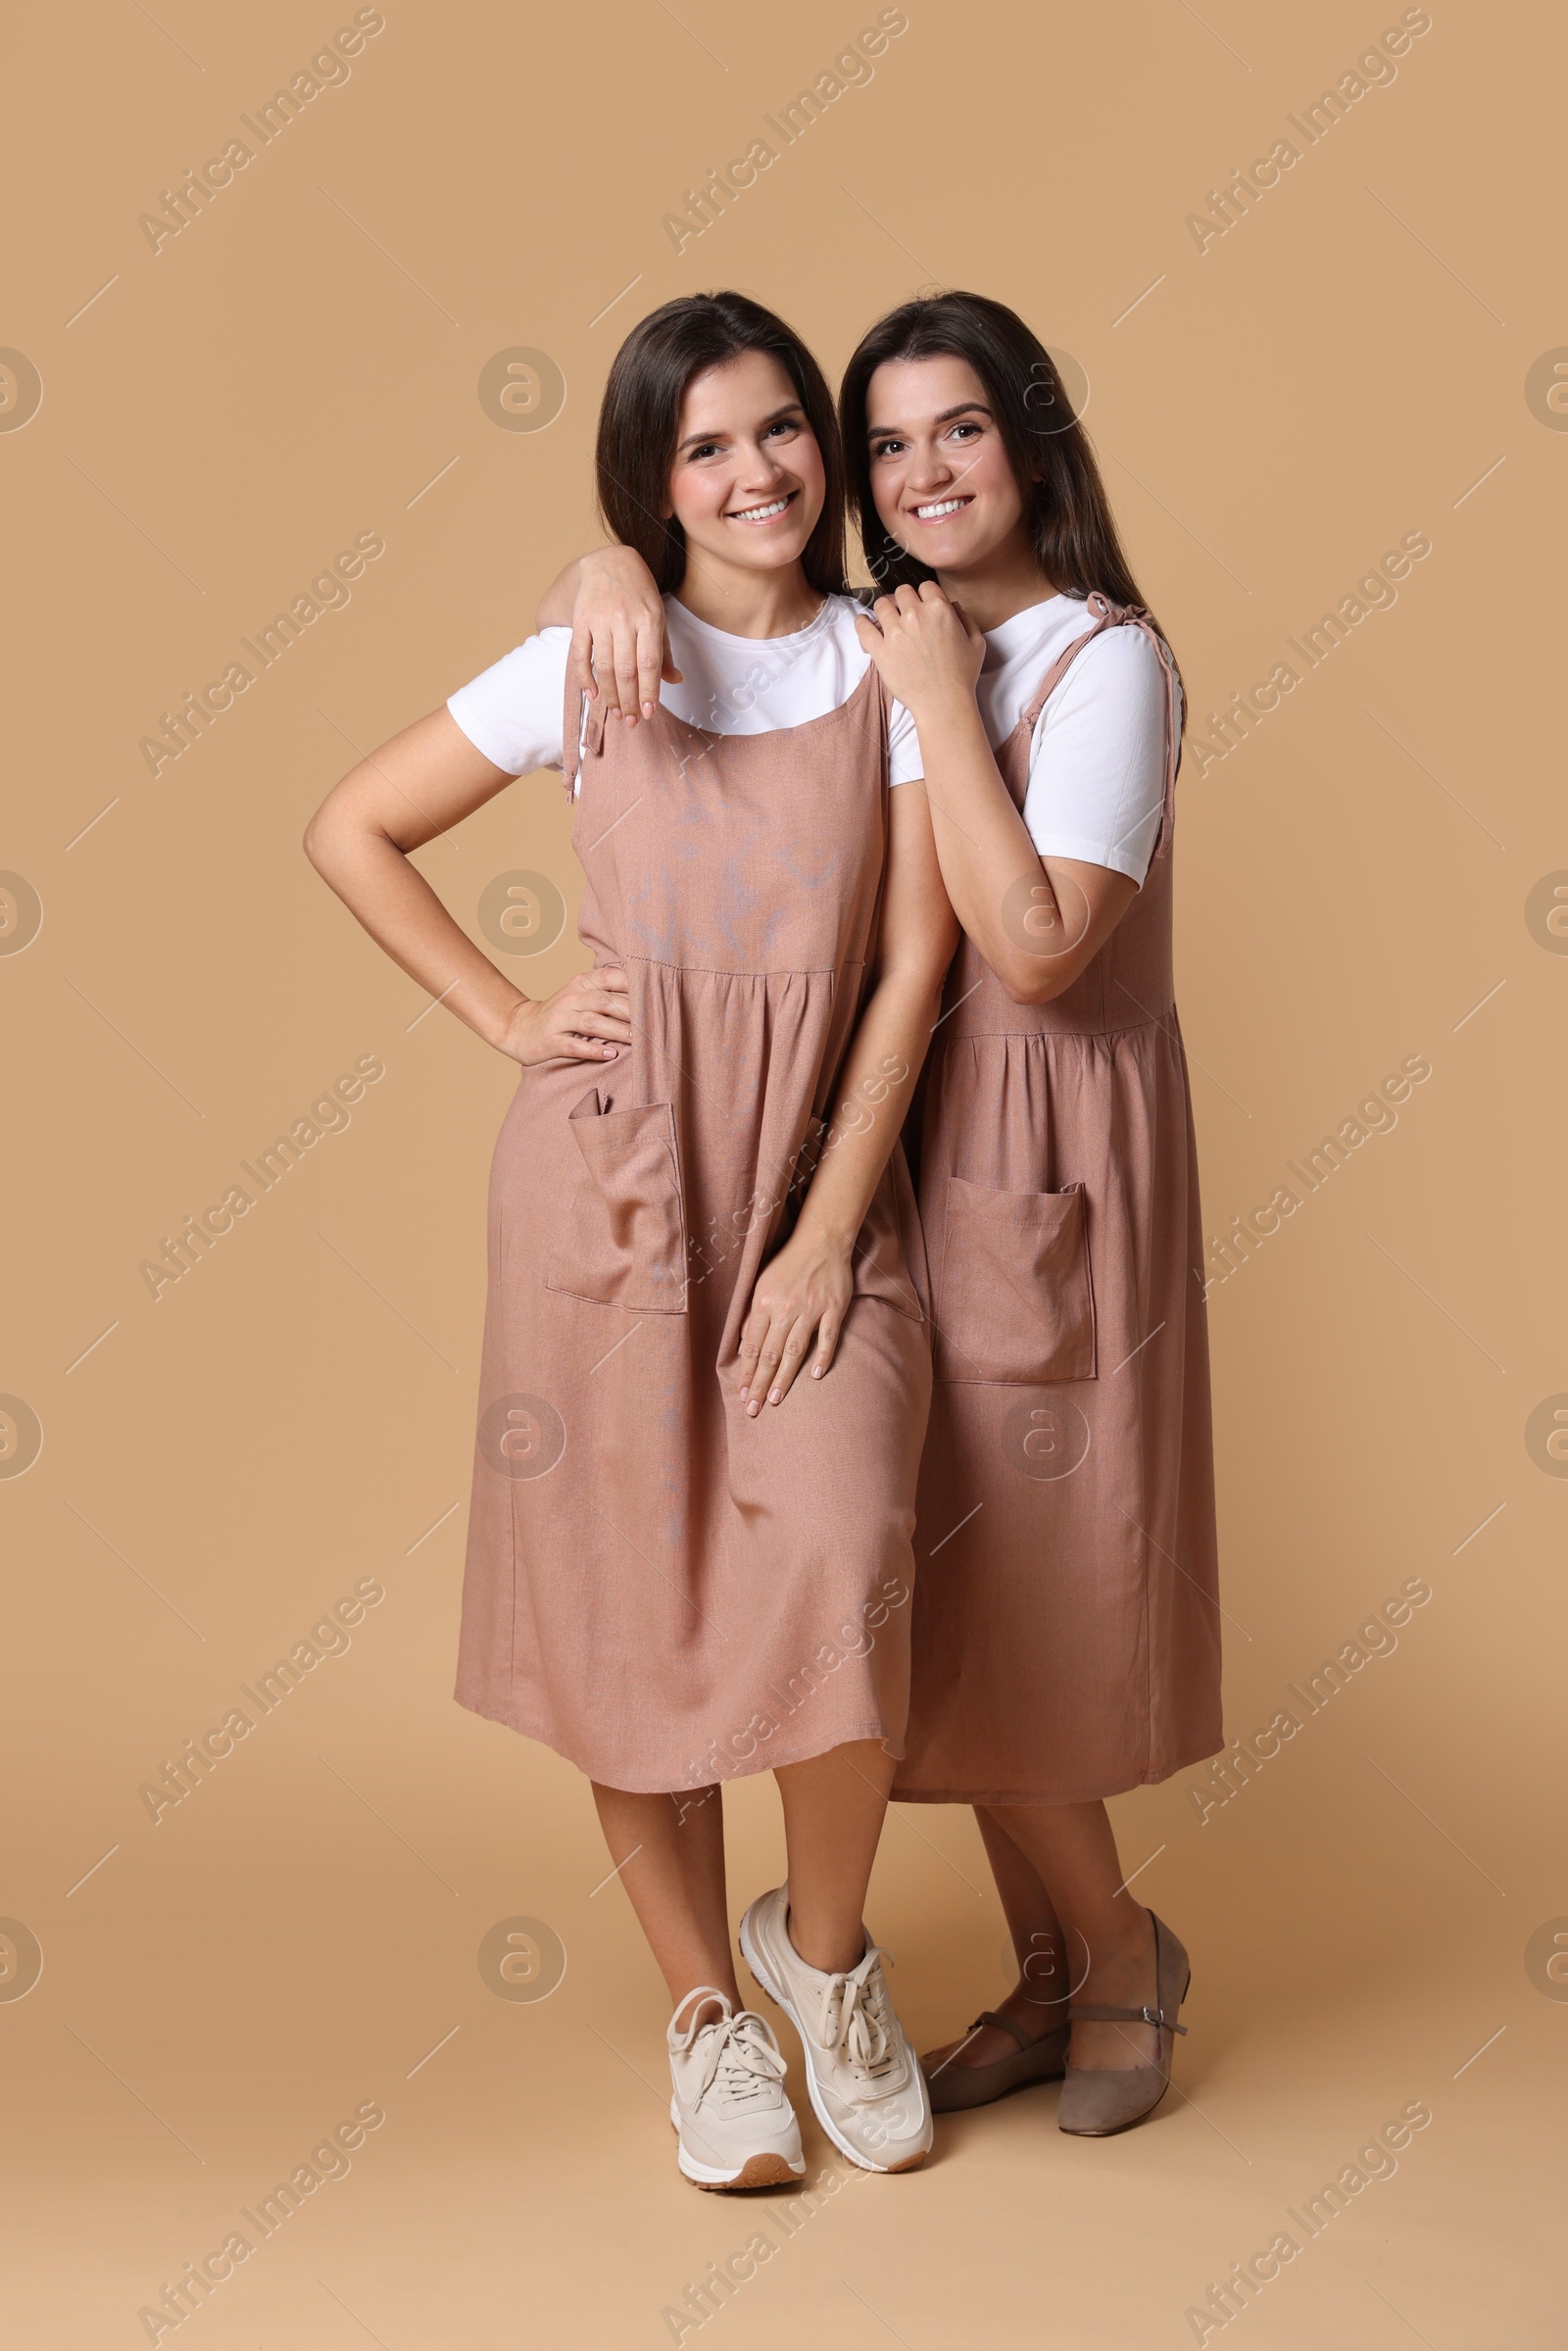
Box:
[735,783,958,1413]
[857,585,1137,1005]
[302,709,630,1066]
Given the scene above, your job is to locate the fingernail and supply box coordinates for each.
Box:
[768,1387,781,1404]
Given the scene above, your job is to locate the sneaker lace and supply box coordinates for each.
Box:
[813,1945,900,2083]
[685,2008,788,2109]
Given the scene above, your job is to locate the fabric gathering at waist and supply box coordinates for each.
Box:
[584,948,864,984]
[935,1002,1179,1045]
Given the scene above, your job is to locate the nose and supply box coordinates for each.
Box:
[736,439,790,493]
[905,440,952,497]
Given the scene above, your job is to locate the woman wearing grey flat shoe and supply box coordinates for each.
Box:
[844,294,1217,2138]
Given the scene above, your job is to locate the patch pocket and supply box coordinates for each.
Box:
[545,1089,688,1314]
[937,1175,1096,1384]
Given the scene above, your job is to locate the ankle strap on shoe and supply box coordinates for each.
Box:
[1068,2002,1187,2034]
[968,2007,1066,2051]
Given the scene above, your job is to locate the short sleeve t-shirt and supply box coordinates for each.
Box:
[975,597,1180,887]
[447,591,923,792]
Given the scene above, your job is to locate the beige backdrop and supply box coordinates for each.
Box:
[5,0,1563,2342]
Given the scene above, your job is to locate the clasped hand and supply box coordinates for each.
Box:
[853,581,985,713]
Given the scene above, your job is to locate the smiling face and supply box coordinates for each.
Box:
[664,348,826,585]
[864,353,1037,585]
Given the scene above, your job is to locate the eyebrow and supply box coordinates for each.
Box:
[866,400,994,438]
[676,401,805,455]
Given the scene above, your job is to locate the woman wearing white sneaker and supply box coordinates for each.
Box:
[307,293,946,2187]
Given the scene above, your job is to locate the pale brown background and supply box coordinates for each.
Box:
[4,0,1564,2342]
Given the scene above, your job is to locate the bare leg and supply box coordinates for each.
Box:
[985,1800,1161,2068]
[978,1806,1071,2011]
[771,1739,895,1973]
[590,1781,739,2019]
[923,1806,1071,2072]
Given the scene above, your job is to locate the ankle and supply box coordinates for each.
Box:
[669,1985,738,2029]
[786,1906,864,1976]
[1075,1904,1152,1979]
[1003,1979,1069,2023]
[1006,1934,1071,2009]
[1000,1940,1071,2005]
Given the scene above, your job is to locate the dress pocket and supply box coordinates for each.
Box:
[545,1088,688,1313]
[937,1174,1096,1383]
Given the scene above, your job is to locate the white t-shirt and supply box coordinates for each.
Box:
[978,596,1180,886]
[446,592,923,791]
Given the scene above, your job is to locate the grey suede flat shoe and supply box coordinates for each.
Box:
[1057,1912,1190,2137]
[921,2006,1070,2114]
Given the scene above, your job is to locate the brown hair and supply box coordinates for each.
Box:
[595,292,846,596]
[840,290,1183,717]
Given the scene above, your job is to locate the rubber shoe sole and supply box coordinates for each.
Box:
[739,1911,928,2176]
[669,2098,805,2189]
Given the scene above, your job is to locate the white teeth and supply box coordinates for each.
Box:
[914,498,968,519]
[732,497,790,520]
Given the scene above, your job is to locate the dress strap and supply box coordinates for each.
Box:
[1019,591,1182,859]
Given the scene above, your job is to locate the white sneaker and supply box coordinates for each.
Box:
[740,1886,933,2174]
[666,1987,806,2190]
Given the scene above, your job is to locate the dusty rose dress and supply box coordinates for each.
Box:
[895,596,1223,1805]
[455,665,931,1793]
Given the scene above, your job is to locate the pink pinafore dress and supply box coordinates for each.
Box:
[455,662,932,1793]
[896,596,1223,1804]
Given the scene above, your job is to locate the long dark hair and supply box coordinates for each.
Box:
[840,291,1182,713]
[596,292,846,597]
